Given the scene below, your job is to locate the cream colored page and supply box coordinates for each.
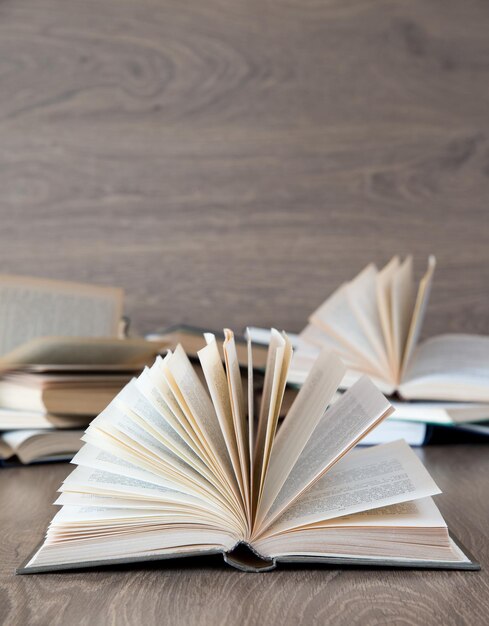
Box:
[400,255,436,378]
[60,465,206,506]
[147,356,207,457]
[61,465,193,501]
[166,345,236,488]
[390,256,415,379]
[73,443,194,493]
[257,333,293,499]
[198,334,245,501]
[114,389,218,490]
[50,502,230,530]
[260,440,440,536]
[58,466,242,533]
[345,264,390,374]
[223,330,250,513]
[136,367,201,455]
[254,330,286,478]
[310,497,446,529]
[67,445,239,525]
[257,350,346,524]
[0,275,123,357]
[50,506,225,524]
[400,334,489,401]
[255,377,393,534]
[299,324,351,358]
[375,256,400,375]
[0,429,46,449]
[54,492,195,510]
[80,427,231,510]
[246,331,254,467]
[292,324,356,380]
[77,427,233,506]
[309,283,382,374]
[80,423,219,499]
[116,377,203,469]
[88,402,213,491]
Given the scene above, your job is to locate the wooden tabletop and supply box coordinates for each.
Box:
[0,445,487,626]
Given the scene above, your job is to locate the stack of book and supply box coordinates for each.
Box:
[248,256,489,445]
[0,276,165,465]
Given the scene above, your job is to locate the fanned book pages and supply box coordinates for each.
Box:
[291,256,489,402]
[18,330,478,573]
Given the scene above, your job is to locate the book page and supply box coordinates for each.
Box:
[223,330,250,518]
[376,256,400,375]
[58,467,243,535]
[0,275,123,357]
[73,443,195,493]
[310,497,445,529]
[89,402,215,491]
[309,283,384,376]
[246,331,254,469]
[61,456,236,524]
[298,324,352,359]
[81,426,233,511]
[136,367,201,454]
[400,255,436,378]
[253,329,285,502]
[390,256,415,379]
[259,334,293,495]
[147,355,208,458]
[198,334,244,497]
[87,399,243,516]
[165,345,238,496]
[116,377,212,480]
[253,331,293,507]
[259,440,440,536]
[254,377,393,535]
[84,421,246,525]
[256,350,345,526]
[400,334,489,402]
[345,264,390,375]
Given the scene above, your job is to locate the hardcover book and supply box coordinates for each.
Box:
[18,330,478,573]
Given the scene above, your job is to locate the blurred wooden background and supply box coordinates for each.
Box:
[1,0,488,338]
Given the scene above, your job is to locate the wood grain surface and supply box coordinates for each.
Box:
[0,446,487,626]
[0,0,488,338]
[1,0,489,623]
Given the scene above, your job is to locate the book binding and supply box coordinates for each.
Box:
[16,533,480,575]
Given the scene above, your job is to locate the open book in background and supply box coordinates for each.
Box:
[0,275,125,357]
[289,256,489,403]
[19,329,477,574]
[0,429,84,466]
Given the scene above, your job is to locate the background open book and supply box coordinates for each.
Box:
[291,256,489,402]
[19,329,477,573]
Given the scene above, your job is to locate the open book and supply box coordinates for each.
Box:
[0,275,124,357]
[292,256,489,402]
[19,330,477,573]
[0,429,83,465]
